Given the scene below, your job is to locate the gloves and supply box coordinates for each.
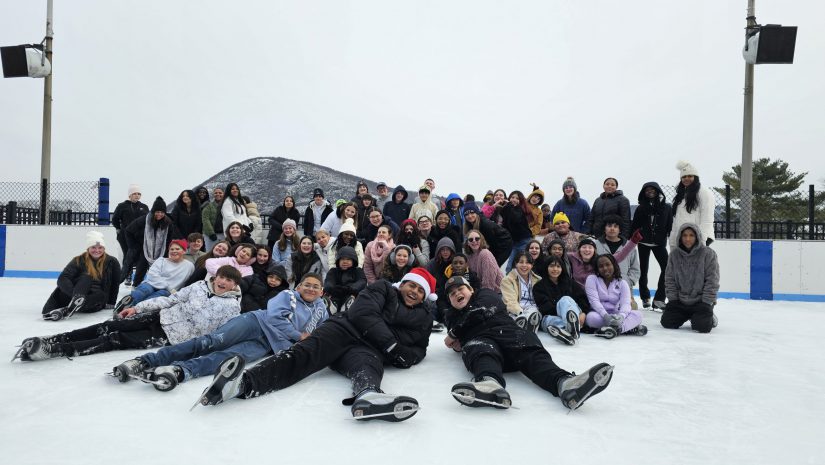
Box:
[388,344,419,369]
[706,237,714,246]
[630,228,643,244]
[208,234,218,241]
[243,224,253,233]
[604,313,625,329]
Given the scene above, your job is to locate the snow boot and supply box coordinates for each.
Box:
[547,326,576,346]
[624,324,648,336]
[557,363,614,410]
[565,310,580,340]
[199,355,246,406]
[112,358,148,383]
[451,377,512,409]
[25,338,63,361]
[594,326,618,340]
[351,390,419,422]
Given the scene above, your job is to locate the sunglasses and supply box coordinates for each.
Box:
[467,237,481,243]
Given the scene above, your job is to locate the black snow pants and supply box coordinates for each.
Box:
[52,313,168,356]
[42,275,108,315]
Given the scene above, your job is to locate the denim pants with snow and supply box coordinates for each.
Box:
[540,296,582,331]
[140,313,273,380]
[129,282,170,306]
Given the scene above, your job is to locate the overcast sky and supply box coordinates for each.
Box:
[1,1,823,206]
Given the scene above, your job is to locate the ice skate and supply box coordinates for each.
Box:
[112,358,148,383]
[712,313,718,328]
[594,326,618,339]
[642,298,651,309]
[451,377,512,409]
[113,295,133,317]
[61,296,86,320]
[140,366,182,392]
[351,390,419,422]
[565,310,580,340]
[558,363,614,410]
[42,308,67,321]
[11,337,38,362]
[547,326,576,345]
[25,338,62,361]
[624,324,648,336]
[652,300,666,312]
[197,355,246,407]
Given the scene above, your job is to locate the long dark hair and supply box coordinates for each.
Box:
[508,190,535,223]
[672,176,701,214]
[545,255,571,285]
[223,182,247,212]
[175,189,200,214]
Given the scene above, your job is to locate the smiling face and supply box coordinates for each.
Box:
[395,248,410,268]
[340,231,355,245]
[451,255,468,275]
[493,190,505,203]
[369,210,383,226]
[235,246,253,263]
[296,276,323,302]
[554,220,570,235]
[466,232,482,251]
[181,191,191,206]
[316,231,330,248]
[376,226,391,241]
[464,211,478,225]
[550,243,565,258]
[579,244,595,261]
[563,185,575,197]
[603,178,618,194]
[283,224,295,236]
[448,284,473,309]
[299,237,313,254]
[509,194,520,206]
[284,196,294,208]
[213,242,229,257]
[515,256,533,277]
[212,274,237,295]
[168,243,185,262]
[87,244,105,259]
[529,194,541,205]
[527,242,541,260]
[399,280,426,307]
[212,188,224,203]
[597,256,615,279]
[256,248,270,264]
[547,262,563,280]
[230,185,240,197]
[344,205,356,219]
[153,211,166,221]
[395,191,405,202]
[228,224,242,239]
[189,238,203,252]
[681,175,695,187]
[436,213,450,229]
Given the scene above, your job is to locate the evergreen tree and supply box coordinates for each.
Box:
[714,158,808,222]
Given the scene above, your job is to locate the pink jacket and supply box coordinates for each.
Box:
[363,239,395,284]
[205,256,254,278]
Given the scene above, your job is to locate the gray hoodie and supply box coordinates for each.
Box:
[664,223,720,305]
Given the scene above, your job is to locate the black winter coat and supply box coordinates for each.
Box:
[303,203,333,237]
[533,276,590,317]
[323,266,367,300]
[361,218,401,246]
[57,255,122,305]
[589,190,631,239]
[383,185,411,226]
[444,288,542,349]
[241,275,289,313]
[112,201,149,239]
[267,206,301,242]
[331,280,432,362]
[124,214,182,260]
[500,204,533,242]
[632,182,673,246]
[475,216,513,266]
[171,206,203,237]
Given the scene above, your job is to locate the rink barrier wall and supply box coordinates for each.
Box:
[0,225,822,302]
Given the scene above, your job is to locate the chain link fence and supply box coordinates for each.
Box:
[0,180,103,225]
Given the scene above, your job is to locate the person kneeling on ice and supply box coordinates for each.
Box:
[660,223,719,333]
[112,273,328,390]
[195,268,437,422]
[13,266,242,362]
[442,276,613,410]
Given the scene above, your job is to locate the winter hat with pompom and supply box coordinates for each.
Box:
[394,267,439,302]
[676,160,699,178]
[85,231,106,249]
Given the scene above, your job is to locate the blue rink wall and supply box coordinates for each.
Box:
[0,225,823,302]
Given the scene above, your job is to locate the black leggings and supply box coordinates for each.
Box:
[638,244,668,302]
[51,313,167,357]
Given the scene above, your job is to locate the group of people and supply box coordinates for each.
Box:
[12,159,721,422]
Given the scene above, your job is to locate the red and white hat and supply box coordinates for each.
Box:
[395,267,438,302]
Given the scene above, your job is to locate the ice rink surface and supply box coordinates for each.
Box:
[1,278,823,465]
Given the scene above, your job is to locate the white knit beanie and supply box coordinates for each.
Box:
[128,184,141,196]
[339,218,357,235]
[676,160,699,177]
[86,231,106,249]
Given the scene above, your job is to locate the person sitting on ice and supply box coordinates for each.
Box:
[41,231,122,321]
[13,265,242,362]
[112,273,327,389]
[660,223,720,333]
[323,246,367,314]
[194,267,437,423]
[442,276,613,410]
[584,254,647,339]
[112,239,194,314]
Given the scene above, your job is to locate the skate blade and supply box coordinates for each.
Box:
[566,365,614,414]
[10,346,26,362]
[349,406,421,421]
[127,373,173,388]
[451,392,519,409]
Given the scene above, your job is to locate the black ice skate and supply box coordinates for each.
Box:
[547,326,576,345]
[594,326,618,339]
[113,295,133,318]
[24,337,62,361]
[196,355,246,409]
[565,310,580,340]
[558,363,614,410]
[112,358,148,383]
[138,366,182,392]
[451,377,512,409]
[514,312,540,333]
[624,324,648,336]
[351,390,419,422]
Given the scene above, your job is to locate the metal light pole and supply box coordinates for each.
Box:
[740,0,755,239]
[40,0,53,224]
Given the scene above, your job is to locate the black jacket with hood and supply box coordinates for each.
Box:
[382,185,411,226]
[631,182,673,246]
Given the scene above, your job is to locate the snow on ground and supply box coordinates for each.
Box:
[1,278,823,465]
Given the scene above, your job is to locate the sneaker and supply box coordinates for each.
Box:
[557,363,614,410]
[565,311,580,340]
[547,326,576,346]
[351,390,419,422]
[113,358,148,383]
[200,355,246,406]
[642,298,651,309]
[25,338,62,361]
[594,326,618,340]
[624,324,648,336]
[113,295,133,315]
[525,312,541,333]
[652,300,666,311]
[62,296,86,319]
[451,378,511,409]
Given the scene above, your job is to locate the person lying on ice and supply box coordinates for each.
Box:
[195,267,437,422]
[13,266,242,362]
[111,273,328,389]
[442,275,614,410]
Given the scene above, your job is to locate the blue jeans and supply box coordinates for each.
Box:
[130,282,170,306]
[506,237,532,272]
[540,296,582,331]
[140,313,272,380]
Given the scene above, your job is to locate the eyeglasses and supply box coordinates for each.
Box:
[301,284,322,290]
[467,237,481,243]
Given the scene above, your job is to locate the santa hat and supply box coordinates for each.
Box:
[85,230,106,249]
[394,267,438,302]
